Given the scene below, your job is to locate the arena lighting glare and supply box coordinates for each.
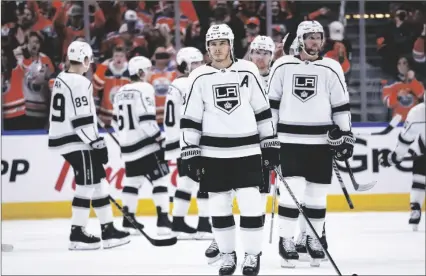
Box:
[345,13,390,19]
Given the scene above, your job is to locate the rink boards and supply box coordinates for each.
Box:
[1,125,424,219]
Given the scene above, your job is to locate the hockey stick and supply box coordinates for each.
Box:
[269,172,278,244]
[332,160,354,209]
[1,244,14,252]
[344,159,377,191]
[357,114,402,136]
[108,196,177,246]
[274,167,342,276]
[96,118,177,246]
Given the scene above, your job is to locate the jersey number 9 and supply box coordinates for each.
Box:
[51,94,65,122]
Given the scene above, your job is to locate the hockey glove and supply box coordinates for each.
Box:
[181,146,202,182]
[379,151,402,167]
[90,137,108,164]
[327,127,355,161]
[260,136,280,169]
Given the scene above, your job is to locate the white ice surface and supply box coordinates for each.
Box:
[2,212,425,275]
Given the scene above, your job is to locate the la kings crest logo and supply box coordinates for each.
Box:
[292,75,318,102]
[213,83,241,114]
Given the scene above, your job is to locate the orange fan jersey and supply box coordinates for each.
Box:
[93,60,131,124]
[147,67,177,124]
[101,32,147,57]
[382,79,425,121]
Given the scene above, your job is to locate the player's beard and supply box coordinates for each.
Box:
[304,44,320,56]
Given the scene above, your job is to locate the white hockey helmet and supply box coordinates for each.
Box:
[67,41,93,69]
[282,33,299,55]
[128,56,152,77]
[176,47,203,73]
[329,21,344,41]
[205,23,234,54]
[296,20,324,56]
[250,35,275,54]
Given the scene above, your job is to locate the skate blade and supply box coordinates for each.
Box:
[207,254,222,265]
[173,232,197,240]
[68,241,101,251]
[102,237,130,249]
[195,232,214,240]
[157,227,172,236]
[310,258,322,267]
[280,258,297,268]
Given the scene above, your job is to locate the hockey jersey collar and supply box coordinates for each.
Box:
[294,55,323,63]
[206,59,238,70]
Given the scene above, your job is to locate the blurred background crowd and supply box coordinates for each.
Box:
[1,0,425,131]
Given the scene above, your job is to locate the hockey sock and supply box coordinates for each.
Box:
[410,174,425,207]
[152,176,170,214]
[71,185,95,227]
[91,180,113,225]
[236,187,264,254]
[122,176,146,213]
[209,191,236,253]
[278,177,305,238]
[304,182,328,236]
[197,190,209,218]
[172,176,195,217]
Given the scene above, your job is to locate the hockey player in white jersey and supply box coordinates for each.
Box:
[180,23,279,276]
[379,99,425,231]
[164,47,214,240]
[48,41,130,250]
[249,35,275,90]
[112,56,172,236]
[267,20,355,267]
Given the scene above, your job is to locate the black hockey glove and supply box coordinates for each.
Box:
[327,126,356,161]
[181,146,202,182]
[260,136,280,169]
[379,151,402,167]
[90,137,108,164]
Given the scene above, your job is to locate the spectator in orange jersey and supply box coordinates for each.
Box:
[147,46,177,125]
[382,56,425,121]
[53,1,105,59]
[323,21,352,82]
[93,46,130,125]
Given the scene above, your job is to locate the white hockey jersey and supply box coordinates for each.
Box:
[180,59,274,158]
[48,72,98,155]
[163,77,189,160]
[393,102,425,159]
[268,55,351,145]
[112,82,161,162]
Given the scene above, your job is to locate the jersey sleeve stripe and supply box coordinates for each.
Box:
[278,124,332,135]
[71,115,94,129]
[165,141,180,151]
[56,77,77,115]
[331,103,350,114]
[139,114,156,122]
[48,134,82,147]
[313,64,346,94]
[200,134,259,148]
[181,118,202,132]
[398,133,414,145]
[269,99,280,110]
[255,108,272,122]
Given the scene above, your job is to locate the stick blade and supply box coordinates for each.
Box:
[151,237,177,246]
[355,181,377,192]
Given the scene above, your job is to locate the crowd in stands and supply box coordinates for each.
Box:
[1,0,423,131]
[378,2,425,121]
